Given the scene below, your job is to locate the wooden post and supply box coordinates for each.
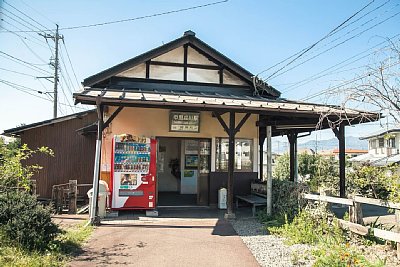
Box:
[68,180,78,214]
[214,112,251,219]
[266,126,272,216]
[56,187,62,214]
[31,179,37,198]
[52,186,57,211]
[259,125,266,181]
[287,132,298,182]
[226,111,236,218]
[333,124,346,197]
[349,196,363,225]
[396,209,400,260]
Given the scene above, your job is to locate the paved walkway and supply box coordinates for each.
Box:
[69,211,259,267]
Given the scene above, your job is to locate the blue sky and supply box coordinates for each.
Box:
[0,0,399,145]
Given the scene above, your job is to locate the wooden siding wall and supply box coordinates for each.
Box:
[20,113,97,198]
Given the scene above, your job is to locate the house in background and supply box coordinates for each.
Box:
[319,148,367,160]
[350,128,400,166]
[3,110,97,199]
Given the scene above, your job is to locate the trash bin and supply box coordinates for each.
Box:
[218,188,227,209]
[87,180,109,218]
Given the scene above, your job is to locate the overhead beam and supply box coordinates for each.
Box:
[103,106,123,130]
[234,113,251,134]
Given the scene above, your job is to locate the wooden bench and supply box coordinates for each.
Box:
[236,192,267,217]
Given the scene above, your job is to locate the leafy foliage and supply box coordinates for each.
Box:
[273,153,290,180]
[0,191,60,251]
[0,222,93,267]
[0,142,53,189]
[347,163,399,201]
[268,205,386,266]
[269,204,343,245]
[273,152,339,193]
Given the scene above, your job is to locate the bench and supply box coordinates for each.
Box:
[236,192,267,217]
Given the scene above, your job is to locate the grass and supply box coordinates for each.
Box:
[263,206,387,266]
[0,222,93,267]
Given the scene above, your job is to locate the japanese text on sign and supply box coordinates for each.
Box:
[169,111,200,132]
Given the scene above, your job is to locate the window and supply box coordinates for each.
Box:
[387,137,396,148]
[215,138,253,172]
[369,140,376,149]
[378,138,384,148]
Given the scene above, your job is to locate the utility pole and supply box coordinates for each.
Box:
[39,24,63,118]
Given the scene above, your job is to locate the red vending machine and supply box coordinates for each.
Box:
[110,134,157,210]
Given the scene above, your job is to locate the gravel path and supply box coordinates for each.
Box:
[230,218,314,267]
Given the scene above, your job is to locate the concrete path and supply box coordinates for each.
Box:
[70,216,259,267]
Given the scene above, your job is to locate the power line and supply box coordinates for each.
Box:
[3,0,54,33]
[0,51,52,75]
[59,48,77,93]
[0,79,86,110]
[39,24,64,118]
[301,60,400,101]
[267,10,400,82]
[281,34,400,93]
[61,39,81,90]
[257,0,376,79]
[6,0,229,33]
[19,0,56,25]
[0,67,37,77]
[0,8,42,33]
[0,23,48,48]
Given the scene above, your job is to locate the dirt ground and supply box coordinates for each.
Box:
[68,215,259,267]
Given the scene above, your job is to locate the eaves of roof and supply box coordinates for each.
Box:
[2,109,96,136]
[359,128,400,140]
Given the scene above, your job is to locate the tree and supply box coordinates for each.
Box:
[273,153,290,180]
[319,40,400,126]
[0,142,53,189]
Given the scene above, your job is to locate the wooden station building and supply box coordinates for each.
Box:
[73,30,378,219]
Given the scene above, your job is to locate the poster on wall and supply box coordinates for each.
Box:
[169,111,200,132]
[184,140,199,154]
[185,155,199,169]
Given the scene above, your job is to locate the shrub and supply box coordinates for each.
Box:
[0,191,60,251]
[269,204,344,245]
[258,179,308,224]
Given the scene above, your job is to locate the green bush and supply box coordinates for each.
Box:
[269,204,343,245]
[0,191,60,251]
[258,179,308,224]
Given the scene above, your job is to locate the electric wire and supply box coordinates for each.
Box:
[258,0,376,79]
[0,79,86,110]
[59,82,75,113]
[59,49,78,94]
[301,60,400,101]
[0,23,48,48]
[0,67,37,77]
[267,10,400,82]
[0,52,52,75]
[0,8,42,33]
[281,34,400,93]
[3,0,54,33]
[5,0,229,33]
[19,0,56,25]
[61,40,81,90]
